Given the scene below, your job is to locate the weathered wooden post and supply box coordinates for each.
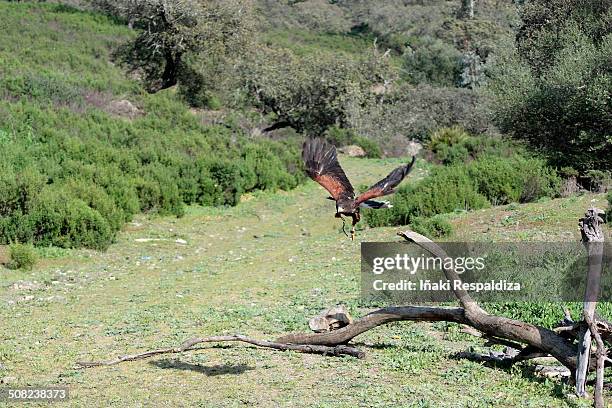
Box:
[575,208,605,404]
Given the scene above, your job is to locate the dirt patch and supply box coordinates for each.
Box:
[82,91,144,120]
[107,99,143,120]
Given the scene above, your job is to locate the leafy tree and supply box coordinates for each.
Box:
[242,46,394,135]
[489,0,611,173]
[403,37,462,86]
[97,0,254,93]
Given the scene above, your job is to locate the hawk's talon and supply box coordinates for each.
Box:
[339,216,349,238]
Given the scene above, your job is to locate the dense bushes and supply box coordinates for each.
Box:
[468,155,560,205]
[0,103,304,250]
[365,165,490,227]
[0,3,304,250]
[428,128,519,165]
[364,153,560,228]
[354,84,492,151]
[0,109,304,250]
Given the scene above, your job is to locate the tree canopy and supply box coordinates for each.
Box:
[490,0,611,174]
[95,0,254,93]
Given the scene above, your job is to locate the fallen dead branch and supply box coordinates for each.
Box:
[278,230,579,371]
[76,335,365,368]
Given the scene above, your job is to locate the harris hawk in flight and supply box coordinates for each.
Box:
[302,138,416,240]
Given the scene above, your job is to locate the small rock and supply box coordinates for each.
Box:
[1,377,16,384]
[405,140,423,157]
[339,145,366,157]
[309,305,353,333]
[135,238,165,243]
[534,365,571,378]
[108,99,142,120]
[12,281,43,291]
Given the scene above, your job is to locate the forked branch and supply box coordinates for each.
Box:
[278,230,578,370]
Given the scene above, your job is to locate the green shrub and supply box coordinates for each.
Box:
[0,166,46,218]
[6,242,38,271]
[26,188,114,250]
[207,160,244,206]
[364,155,559,227]
[409,215,454,238]
[467,155,560,205]
[62,178,127,232]
[428,126,471,153]
[607,192,612,223]
[3,72,83,106]
[364,165,490,227]
[427,126,472,164]
[403,37,462,86]
[354,136,383,159]
[136,164,184,217]
[427,129,527,166]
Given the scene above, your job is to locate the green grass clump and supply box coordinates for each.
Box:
[427,126,471,155]
[409,215,454,238]
[6,243,38,271]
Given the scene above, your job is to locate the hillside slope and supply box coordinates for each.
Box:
[0,2,303,250]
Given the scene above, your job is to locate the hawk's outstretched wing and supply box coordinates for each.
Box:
[302,138,354,201]
[355,156,416,205]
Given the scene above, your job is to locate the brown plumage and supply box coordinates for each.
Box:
[302,138,416,240]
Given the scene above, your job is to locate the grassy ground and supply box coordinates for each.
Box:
[1,155,609,407]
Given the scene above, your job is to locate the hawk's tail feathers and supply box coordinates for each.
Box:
[359,200,392,209]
